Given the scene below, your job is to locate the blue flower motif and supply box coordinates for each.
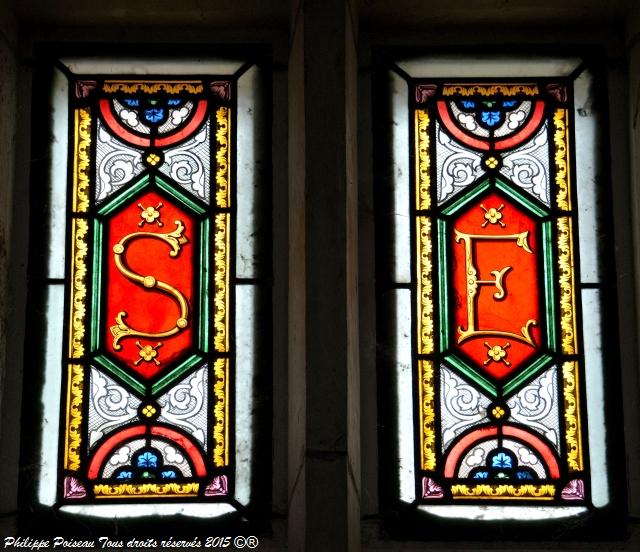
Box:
[116,470,133,480]
[481,111,501,126]
[516,471,534,480]
[123,98,140,107]
[144,108,165,123]
[491,452,513,469]
[473,471,489,479]
[137,451,158,468]
[461,100,476,109]
[161,470,177,479]
[502,100,517,108]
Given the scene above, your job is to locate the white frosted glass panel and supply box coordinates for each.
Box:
[391,71,411,283]
[236,66,263,278]
[574,69,602,283]
[394,289,415,503]
[581,289,609,508]
[38,285,65,505]
[60,58,245,75]
[235,285,256,506]
[397,56,581,78]
[48,68,68,278]
[61,503,237,518]
[419,505,587,520]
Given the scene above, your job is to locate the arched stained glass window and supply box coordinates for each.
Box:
[376,55,624,524]
[31,56,269,519]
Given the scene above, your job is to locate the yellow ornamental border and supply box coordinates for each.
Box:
[215,107,231,209]
[416,217,434,355]
[214,213,230,353]
[415,109,431,210]
[94,482,199,498]
[443,84,539,97]
[64,364,84,471]
[557,217,578,354]
[451,484,556,500]
[563,360,584,471]
[418,360,436,470]
[102,81,203,94]
[73,108,91,213]
[554,109,571,211]
[213,358,229,467]
[68,219,88,359]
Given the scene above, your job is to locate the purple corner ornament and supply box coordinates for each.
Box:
[415,84,437,104]
[422,477,444,499]
[63,476,87,500]
[204,475,228,497]
[561,479,585,501]
[75,80,97,99]
[210,81,231,101]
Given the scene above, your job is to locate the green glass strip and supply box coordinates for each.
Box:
[151,353,204,396]
[94,354,146,396]
[495,177,547,217]
[155,175,207,215]
[542,221,557,351]
[441,179,491,216]
[90,221,104,351]
[97,174,151,216]
[199,218,210,352]
[445,354,498,398]
[437,219,450,351]
[502,354,553,397]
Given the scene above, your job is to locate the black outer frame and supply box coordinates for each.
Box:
[372,45,628,542]
[18,42,274,539]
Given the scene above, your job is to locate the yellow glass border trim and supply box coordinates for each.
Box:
[72,108,91,213]
[451,484,556,500]
[214,213,230,353]
[557,217,578,354]
[563,360,584,471]
[554,109,571,211]
[68,219,88,358]
[443,84,539,97]
[418,360,436,470]
[213,358,229,467]
[102,81,203,94]
[415,109,431,210]
[215,106,231,209]
[63,364,84,471]
[416,217,434,354]
[94,482,200,498]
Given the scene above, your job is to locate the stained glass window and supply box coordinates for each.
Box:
[36,58,267,517]
[377,56,621,521]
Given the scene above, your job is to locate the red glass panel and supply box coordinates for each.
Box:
[451,190,541,380]
[104,189,195,379]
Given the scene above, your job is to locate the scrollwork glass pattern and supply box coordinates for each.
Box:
[87,367,141,448]
[440,365,491,452]
[500,123,550,205]
[157,366,208,448]
[507,366,560,451]
[158,122,211,202]
[435,121,483,204]
[95,119,144,202]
